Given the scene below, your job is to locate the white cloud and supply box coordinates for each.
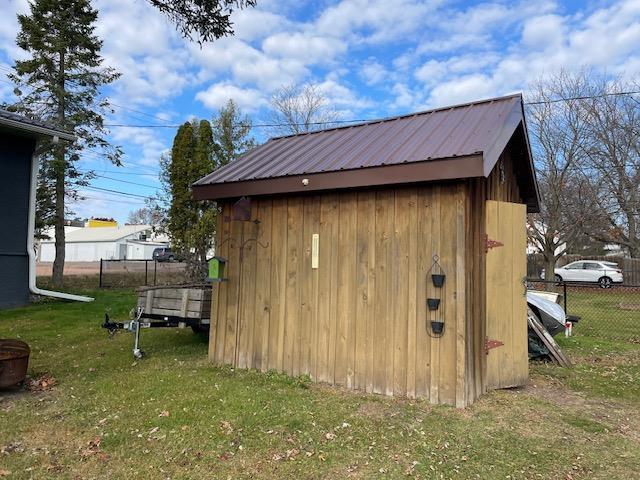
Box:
[360,59,388,85]
[232,9,292,41]
[195,82,267,112]
[315,0,438,44]
[417,0,640,108]
[262,32,346,63]
[522,14,565,49]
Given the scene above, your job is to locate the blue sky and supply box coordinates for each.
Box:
[1,0,639,223]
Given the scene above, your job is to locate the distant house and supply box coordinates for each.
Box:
[39,225,169,262]
[0,109,77,308]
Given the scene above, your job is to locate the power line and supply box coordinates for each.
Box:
[92,170,159,177]
[525,90,640,105]
[83,185,152,199]
[75,194,147,206]
[92,174,158,189]
[102,90,640,129]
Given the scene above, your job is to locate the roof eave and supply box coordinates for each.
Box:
[0,117,76,142]
[193,154,485,201]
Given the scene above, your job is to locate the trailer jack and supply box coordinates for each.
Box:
[102,308,205,359]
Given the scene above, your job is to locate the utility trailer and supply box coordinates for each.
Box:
[102,284,212,358]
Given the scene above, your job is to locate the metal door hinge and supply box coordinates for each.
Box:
[485,337,504,354]
[485,234,504,252]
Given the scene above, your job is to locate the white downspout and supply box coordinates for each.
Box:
[27,145,93,302]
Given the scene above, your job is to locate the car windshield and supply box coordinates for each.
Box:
[602,262,618,268]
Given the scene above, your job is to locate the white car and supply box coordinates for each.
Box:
[541,260,623,288]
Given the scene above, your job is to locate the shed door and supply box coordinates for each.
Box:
[485,200,528,390]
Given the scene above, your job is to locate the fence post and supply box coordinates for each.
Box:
[153,260,157,286]
[563,282,567,313]
[99,259,103,288]
[145,260,148,286]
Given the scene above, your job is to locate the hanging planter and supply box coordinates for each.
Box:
[428,255,446,288]
[427,298,440,311]
[430,321,445,335]
[431,274,446,288]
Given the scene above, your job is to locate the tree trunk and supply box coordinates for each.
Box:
[52,149,66,287]
[544,255,556,283]
[52,50,66,287]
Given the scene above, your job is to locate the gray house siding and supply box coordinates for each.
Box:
[0,131,34,308]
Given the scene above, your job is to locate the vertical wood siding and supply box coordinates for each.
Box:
[210,183,469,405]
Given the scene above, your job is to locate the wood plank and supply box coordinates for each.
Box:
[137,288,211,300]
[455,184,467,407]
[512,203,529,384]
[406,188,418,399]
[415,186,432,399]
[301,196,320,377]
[485,200,501,388]
[254,198,273,372]
[238,203,260,369]
[138,297,208,313]
[212,204,231,363]
[145,307,204,319]
[355,191,376,392]
[316,194,336,383]
[284,197,303,376]
[335,192,357,387]
[225,215,243,366]
[528,313,571,367]
[269,198,288,372]
[393,188,409,397]
[145,290,153,313]
[179,289,189,318]
[437,186,458,405]
[373,190,392,395]
[429,185,441,404]
[327,194,340,385]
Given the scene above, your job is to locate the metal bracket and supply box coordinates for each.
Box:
[485,337,504,354]
[485,234,504,252]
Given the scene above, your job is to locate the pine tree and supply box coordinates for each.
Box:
[10,0,121,286]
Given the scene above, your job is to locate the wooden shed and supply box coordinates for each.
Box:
[193,94,539,407]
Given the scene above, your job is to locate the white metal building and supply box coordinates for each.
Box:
[39,225,169,262]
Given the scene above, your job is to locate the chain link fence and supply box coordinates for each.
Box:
[99,260,198,288]
[527,279,640,343]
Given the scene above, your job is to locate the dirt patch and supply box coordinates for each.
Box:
[36,262,100,276]
[524,374,640,443]
[619,303,640,311]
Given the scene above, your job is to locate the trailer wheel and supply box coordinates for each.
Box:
[191,325,209,335]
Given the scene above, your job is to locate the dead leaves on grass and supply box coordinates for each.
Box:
[25,373,56,392]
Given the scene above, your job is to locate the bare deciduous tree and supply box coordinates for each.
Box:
[526,70,597,280]
[576,76,640,257]
[268,83,338,136]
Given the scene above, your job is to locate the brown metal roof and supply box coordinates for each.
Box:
[194,93,539,211]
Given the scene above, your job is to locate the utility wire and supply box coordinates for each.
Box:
[92,174,158,189]
[102,90,640,129]
[83,185,152,199]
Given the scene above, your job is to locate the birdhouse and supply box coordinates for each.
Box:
[208,256,227,281]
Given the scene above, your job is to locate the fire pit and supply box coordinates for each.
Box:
[0,339,30,388]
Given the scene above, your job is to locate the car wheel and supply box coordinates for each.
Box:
[168,255,175,262]
[598,276,613,289]
[554,274,562,283]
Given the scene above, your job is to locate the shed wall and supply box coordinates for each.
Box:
[210,183,470,406]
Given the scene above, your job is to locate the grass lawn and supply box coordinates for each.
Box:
[0,288,639,479]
